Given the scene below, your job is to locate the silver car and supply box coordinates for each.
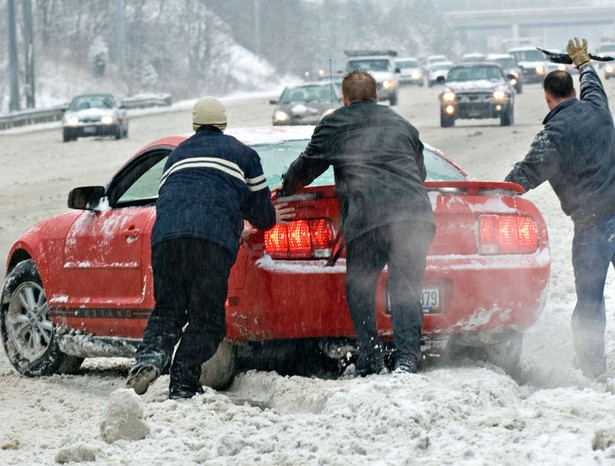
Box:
[62,93,128,142]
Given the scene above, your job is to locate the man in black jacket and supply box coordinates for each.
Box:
[279,71,435,375]
[127,97,293,398]
[505,38,615,381]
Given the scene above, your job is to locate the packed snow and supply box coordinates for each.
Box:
[1,78,615,466]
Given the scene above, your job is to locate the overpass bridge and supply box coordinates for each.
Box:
[442,4,615,51]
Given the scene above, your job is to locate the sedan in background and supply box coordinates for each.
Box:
[1,126,549,389]
[487,53,524,94]
[427,61,454,87]
[270,82,342,126]
[396,57,425,86]
[61,93,128,142]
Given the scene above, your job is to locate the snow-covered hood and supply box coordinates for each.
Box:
[516,60,545,69]
[370,70,396,83]
[444,80,505,92]
[65,107,120,120]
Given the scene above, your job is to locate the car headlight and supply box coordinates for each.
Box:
[441,91,456,102]
[536,64,545,75]
[492,90,507,100]
[382,80,393,89]
[606,65,614,73]
[65,116,79,126]
[100,116,116,125]
[411,71,422,79]
[273,110,289,123]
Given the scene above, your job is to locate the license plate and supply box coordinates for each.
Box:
[421,288,440,312]
[386,287,441,314]
[83,126,96,134]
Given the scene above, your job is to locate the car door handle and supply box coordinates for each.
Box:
[123,228,140,238]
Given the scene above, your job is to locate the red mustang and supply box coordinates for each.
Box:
[1,126,549,387]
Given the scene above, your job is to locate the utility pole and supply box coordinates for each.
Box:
[7,0,21,112]
[23,0,35,108]
[254,0,261,60]
[115,0,126,74]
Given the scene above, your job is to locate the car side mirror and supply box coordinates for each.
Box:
[68,186,105,210]
[506,73,516,81]
[395,67,401,73]
[437,76,446,84]
[269,99,278,105]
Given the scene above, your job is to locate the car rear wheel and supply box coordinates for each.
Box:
[0,260,83,376]
[199,339,237,390]
[444,332,523,379]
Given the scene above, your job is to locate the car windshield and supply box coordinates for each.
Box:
[430,63,451,72]
[256,140,466,188]
[493,57,516,69]
[280,85,340,103]
[397,59,419,69]
[448,66,503,82]
[509,50,543,62]
[347,59,390,72]
[69,95,116,111]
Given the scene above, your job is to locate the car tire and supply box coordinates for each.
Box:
[199,339,237,390]
[500,107,514,126]
[63,130,73,143]
[482,333,524,379]
[114,125,122,140]
[389,93,398,106]
[440,113,455,128]
[444,332,523,379]
[515,84,523,94]
[0,260,83,376]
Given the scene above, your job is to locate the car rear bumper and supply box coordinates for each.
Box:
[63,124,119,137]
[224,250,549,342]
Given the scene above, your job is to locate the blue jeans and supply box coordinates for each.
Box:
[571,212,615,377]
[345,221,435,366]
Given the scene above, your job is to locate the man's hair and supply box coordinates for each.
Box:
[342,70,378,103]
[543,70,575,99]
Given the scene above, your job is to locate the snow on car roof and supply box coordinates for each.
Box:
[226,125,315,145]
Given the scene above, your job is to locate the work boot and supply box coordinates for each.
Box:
[126,364,160,395]
[343,351,388,377]
[169,383,205,400]
[393,355,418,374]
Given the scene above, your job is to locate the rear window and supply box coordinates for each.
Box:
[255,140,466,189]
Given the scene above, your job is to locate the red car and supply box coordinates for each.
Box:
[1,126,549,387]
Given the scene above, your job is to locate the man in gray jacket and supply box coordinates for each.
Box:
[505,38,615,380]
[279,70,435,375]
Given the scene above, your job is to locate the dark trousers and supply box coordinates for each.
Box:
[345,220,435,365]
[571,212,615,377]
[136,238,235,389]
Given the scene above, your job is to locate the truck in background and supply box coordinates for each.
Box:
[344,50,400,106]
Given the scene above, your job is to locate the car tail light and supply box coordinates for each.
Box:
[478,214,538,254]
[264,219,335,259]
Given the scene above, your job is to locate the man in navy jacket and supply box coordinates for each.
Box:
[127,97,292,398]
[506,38,615,380]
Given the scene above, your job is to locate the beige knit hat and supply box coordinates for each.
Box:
[192,96,227,131]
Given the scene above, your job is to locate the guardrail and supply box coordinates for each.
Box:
[0,93,173,130]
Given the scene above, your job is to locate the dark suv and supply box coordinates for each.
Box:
[438,63,515,128]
